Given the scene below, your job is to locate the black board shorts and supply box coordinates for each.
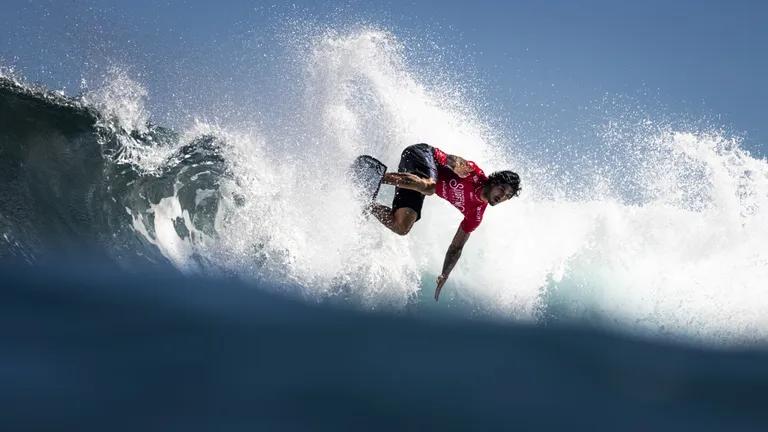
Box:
[392,143,438,221]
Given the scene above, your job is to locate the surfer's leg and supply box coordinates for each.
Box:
[390,185,424,234]
[369,143,434,236]
[370,203,417,236]
[385,143,435,230]
[369,203,396,230]
[391,207,418,235]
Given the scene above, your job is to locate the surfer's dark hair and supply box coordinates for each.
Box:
[487,170,521,196]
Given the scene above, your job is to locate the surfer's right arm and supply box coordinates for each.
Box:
[434,225,471,301]
[382,173,436,195]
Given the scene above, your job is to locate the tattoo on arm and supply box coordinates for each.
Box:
[383,173,435,195]
[446,155,471,177]
[440,245,462,277]
[396,173,423,188]
[441,226,471,277]
[446,154,466,168]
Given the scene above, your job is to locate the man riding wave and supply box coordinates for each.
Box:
[369,143,521,301]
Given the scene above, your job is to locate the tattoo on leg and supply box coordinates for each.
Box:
[370,203,396,231]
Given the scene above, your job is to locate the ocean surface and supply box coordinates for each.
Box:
[2,262,768,431]
[2,27,768,430]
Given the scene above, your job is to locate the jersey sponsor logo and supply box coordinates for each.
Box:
[448,179,465,212]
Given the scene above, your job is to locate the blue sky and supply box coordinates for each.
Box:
[2,0,766,155]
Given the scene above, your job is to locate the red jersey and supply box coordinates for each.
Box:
[432,147,488,233]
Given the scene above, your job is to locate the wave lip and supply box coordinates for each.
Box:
[0,76,227,270]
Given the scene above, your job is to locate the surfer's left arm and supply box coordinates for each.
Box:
[434,226,471,301]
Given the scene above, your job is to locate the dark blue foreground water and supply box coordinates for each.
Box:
[2,262,767,431]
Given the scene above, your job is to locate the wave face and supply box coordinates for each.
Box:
[0,75,227,272]
[2,28,768,344]
[4,263,768,431]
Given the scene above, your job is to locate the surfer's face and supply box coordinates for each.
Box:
[488,184,517,206]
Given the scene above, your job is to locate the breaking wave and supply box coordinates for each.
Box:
[2,28,767,345]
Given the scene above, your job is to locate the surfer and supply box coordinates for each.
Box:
[369,143,521,301]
